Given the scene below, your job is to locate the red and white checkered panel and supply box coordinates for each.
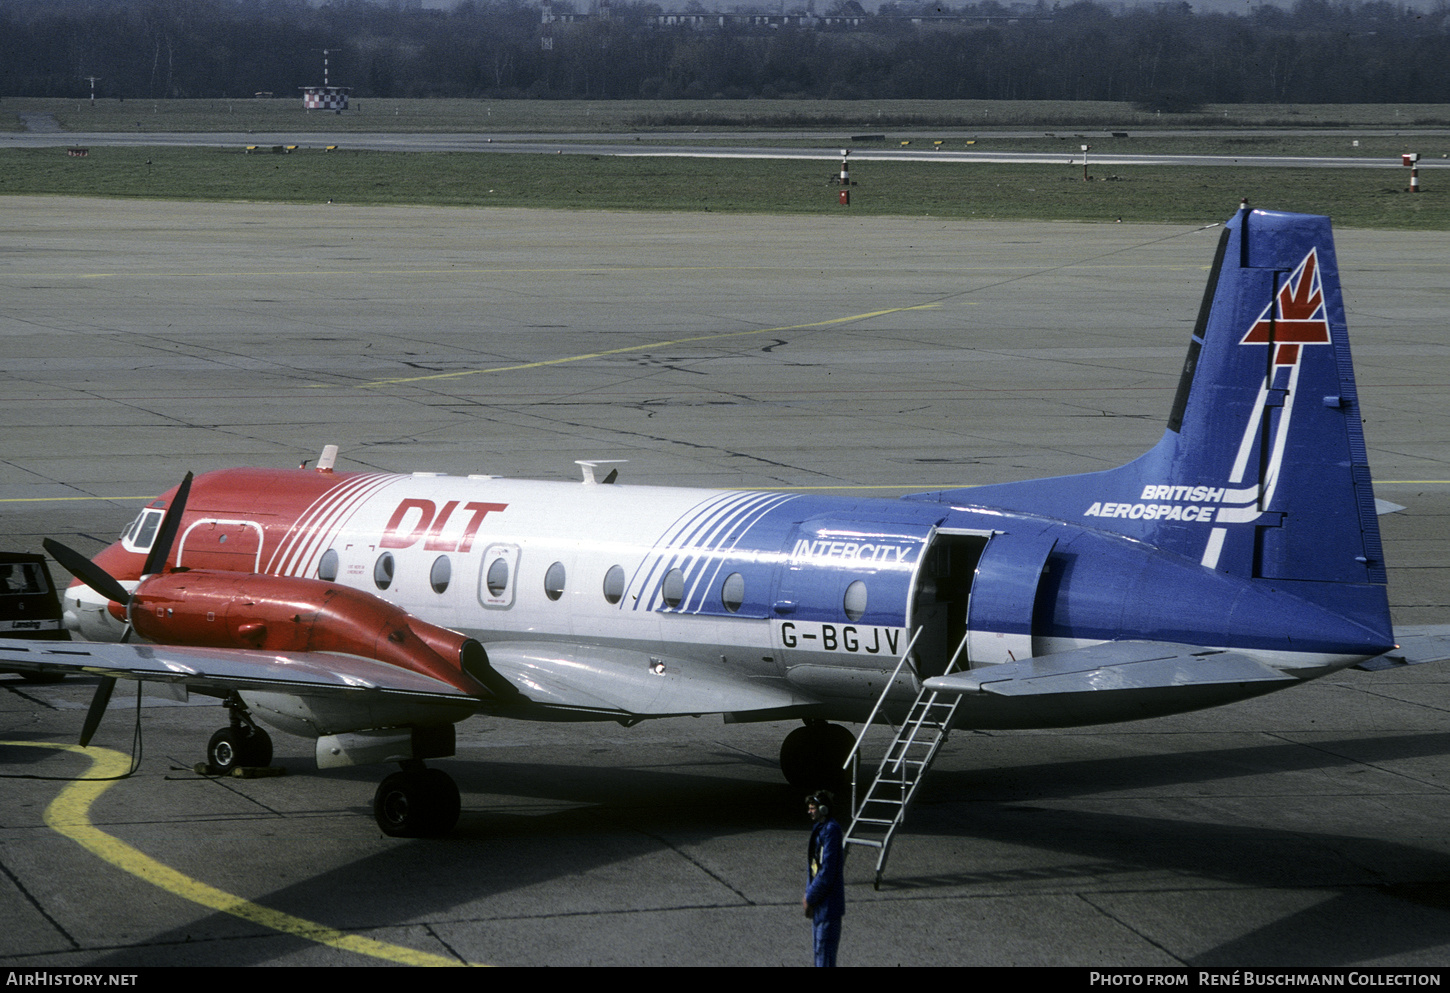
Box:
[302,88,349,110]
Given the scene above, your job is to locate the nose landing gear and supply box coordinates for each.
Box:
[205,693,274,774]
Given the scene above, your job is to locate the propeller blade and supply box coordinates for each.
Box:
[78,676,116,748]
[42,538,130,606]
[142,471,193,577]
[51,471,190,748]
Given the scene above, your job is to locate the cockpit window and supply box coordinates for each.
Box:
[134,512,163,549]
[122,510,165,553]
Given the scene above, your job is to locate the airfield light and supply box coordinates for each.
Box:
[1081,144,1091,181]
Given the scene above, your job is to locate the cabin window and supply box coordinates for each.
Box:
[544,561,566,601]
[721,572,745,613]
[486,557,509,597]
[374,552,395,591]
[318,548,339,582]
[843,580,867,622]
[603,565,626,605]
[661,568,685,609]
[430,555,451,594]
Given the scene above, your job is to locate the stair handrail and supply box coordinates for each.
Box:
[880,630,973,774]
[843,626,924,769]
[942,626,972,677]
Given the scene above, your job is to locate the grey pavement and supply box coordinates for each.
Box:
[1,198,1448,966]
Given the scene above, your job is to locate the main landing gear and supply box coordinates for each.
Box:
[205,693,273,774]
[779,720,855,794]
[373,761,461,838]
[196,694,460,837]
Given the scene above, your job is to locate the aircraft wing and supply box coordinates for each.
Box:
[0,637,818,719]
[483,642,819,717]
[1354,625,1450,671]
[923,641,1298,697]
[0,638,479,703]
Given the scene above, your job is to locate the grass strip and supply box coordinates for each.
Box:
[9,97,1450,134]
[1,146,1443,229]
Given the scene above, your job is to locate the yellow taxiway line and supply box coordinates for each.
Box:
[0,496,156,504]
[350,303,943,388]
[6,741,478,967]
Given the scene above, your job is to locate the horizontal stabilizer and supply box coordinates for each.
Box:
[1355,625,1450,671]
[0,639,478,702]
[924,641,1297,697]
[484,642,818,717]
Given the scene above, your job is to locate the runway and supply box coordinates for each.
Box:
[1,198,1449,966]
[6,126,1447,169]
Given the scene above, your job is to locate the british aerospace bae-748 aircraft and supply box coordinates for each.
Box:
[2,207,1436,843]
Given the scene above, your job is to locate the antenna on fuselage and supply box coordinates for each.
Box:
[576,460,625,485]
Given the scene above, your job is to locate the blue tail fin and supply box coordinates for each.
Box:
[914,208,1388,623]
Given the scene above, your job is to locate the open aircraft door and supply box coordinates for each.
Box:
[960,522,1062,666]
[910,529,988,677]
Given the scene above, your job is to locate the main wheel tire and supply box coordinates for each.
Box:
[779,722,855,793]
[373,769,460,838]
[420,768,460,836]
[240,726,273,768]
[207,728,245,774]
[206,726,273,774]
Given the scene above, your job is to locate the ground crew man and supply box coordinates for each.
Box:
[803,789,845,967]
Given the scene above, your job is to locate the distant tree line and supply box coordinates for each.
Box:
[2,0,1447,105]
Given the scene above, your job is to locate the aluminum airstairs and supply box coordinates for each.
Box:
[842,628,970,889]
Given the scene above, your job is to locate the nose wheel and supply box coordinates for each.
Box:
[206,725,273,774]
[205,693,273,774]
[373,763,460,838]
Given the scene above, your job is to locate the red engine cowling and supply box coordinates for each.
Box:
[117,571,491,697]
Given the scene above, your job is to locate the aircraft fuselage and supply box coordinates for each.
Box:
[65,465,1390,732]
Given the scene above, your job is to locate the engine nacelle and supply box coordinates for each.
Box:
[126,571,490,697]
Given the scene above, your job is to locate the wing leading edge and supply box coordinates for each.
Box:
[0,637,819,721]
[0,639,478,701]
